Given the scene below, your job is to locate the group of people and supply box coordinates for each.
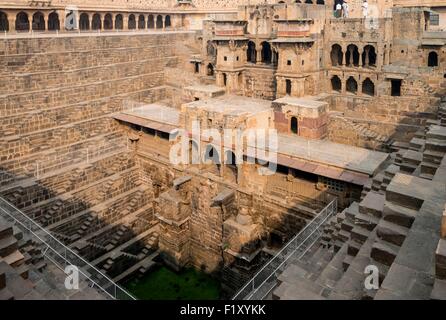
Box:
[334,0,369,19]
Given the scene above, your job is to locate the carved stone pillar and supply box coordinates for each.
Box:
[88,14,93,30]
[277,77,284,97]
[364,46,370,67]
[295,78,305,97]
[348,46,354,66]
[42,12,48,31]
[256,43,262,64]
[216,71,223,87]
[123,13,129,30]
[7,15,16,32]
[58,10,65,31]
[292,79,299,97]
[111,13,116,30]
[359,49,363,67]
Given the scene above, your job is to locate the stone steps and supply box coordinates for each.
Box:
[376,219,409,247]
[330,233,377,300]
[1,72,164,117]
[371,238,399,267]
[1,151,134,213]
[382,201,417,229]
[0,35,182,74]
[0,131,125,178]
[49,185,151,242]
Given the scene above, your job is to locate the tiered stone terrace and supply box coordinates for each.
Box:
[0,31,196,296]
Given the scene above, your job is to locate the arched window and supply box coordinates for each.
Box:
[286,79,292,95]
[362,78,375,96]
[331,75,342,92]
[291,117,298,134]
[104,13,113,30]
[115,14,123,30]
[32,12,45,31]
[225,150,237,166]
[16,12,30,31]
[330,44,343,67]
[148,15,154,29]
[48,12,60,31]
[156,15,163,29]
[362,45,377,67]
[428,51,439,67]
[128,14,136,30]
[225,150,238,182]
[0,11,9,31]
[247,41,256,63]
[204,145,220,164]
[207,63,214,76]
[346,76,358,94]
[138,14,145,29]
[92,13,101,30]
[79,13,89,30]
[346,44,360,66]
[261,41,272,64]
[165,15,171,28]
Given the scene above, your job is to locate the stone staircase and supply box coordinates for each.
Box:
[272,108,446,300]
[334,116,392,151]
[0,215,107,300]
[0,32,197,298]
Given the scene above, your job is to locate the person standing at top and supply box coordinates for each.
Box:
[335,2,342,18]
[362,0,369,19]
[342,0,349,18]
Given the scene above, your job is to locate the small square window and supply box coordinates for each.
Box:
[224,56,228,61]
[287,60,292,66]
[431,13,440,26]
[236,56,239,61]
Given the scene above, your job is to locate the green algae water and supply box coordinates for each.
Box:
[123,266,221,300]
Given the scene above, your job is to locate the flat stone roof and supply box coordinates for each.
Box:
[274,96,328,109]
[121,104,179,126]
[183,95,272,117]
[184,85,226,94]
[271,134,389,177]
[113,104,179,133]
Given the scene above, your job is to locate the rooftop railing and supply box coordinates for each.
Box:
[0,197,136,300]
[232,198,337,300]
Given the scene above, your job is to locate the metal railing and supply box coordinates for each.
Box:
[0,197,136,300]
[232,198,338,300]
